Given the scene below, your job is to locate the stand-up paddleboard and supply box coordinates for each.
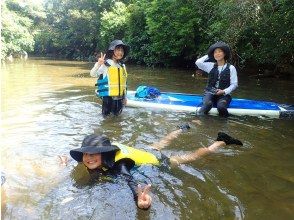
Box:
[125,91,293,118]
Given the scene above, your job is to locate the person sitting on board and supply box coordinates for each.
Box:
[66,124,243,210]
[90,40,129,117]
[195,41,238,117]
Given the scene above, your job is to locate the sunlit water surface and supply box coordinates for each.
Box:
[1,59,293,219]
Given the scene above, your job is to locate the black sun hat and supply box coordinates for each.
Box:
[207,41,231,62]
[106,39,130,59]
[70,134,119,162]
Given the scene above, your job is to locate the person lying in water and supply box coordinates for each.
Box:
[67,124,242,210]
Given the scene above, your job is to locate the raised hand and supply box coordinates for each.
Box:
[58,155,68,166]
[97,52,106,66]
[137,184,152,209]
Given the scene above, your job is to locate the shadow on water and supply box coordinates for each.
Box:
[1,59,294,219]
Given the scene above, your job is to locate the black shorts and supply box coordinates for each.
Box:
[102,96,124,116]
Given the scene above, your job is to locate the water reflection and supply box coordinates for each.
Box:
[1,59,293,219]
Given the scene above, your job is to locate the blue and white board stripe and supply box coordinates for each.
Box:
[125,91,292,118]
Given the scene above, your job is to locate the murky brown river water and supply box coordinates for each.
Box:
[1,58,294,219]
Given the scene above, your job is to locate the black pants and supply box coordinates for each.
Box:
[198,92,232,117]
[102,96,124,117]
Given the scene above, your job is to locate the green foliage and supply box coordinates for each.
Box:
[238,0,294,65]
[201,0,294,66]
[35,0,104,59]
[1,0,43,59]
[2,0,292,69]
[100,2,129,50]
[144,0,201,66]
[124,1,151,64]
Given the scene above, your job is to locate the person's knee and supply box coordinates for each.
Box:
[204,100,213,107]
[217,101,229,116]
[202,100,213,110]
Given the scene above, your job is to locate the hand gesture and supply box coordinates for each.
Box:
[97,52,105,66]
[137,184,152,209]
[58,155,68,166]
[216,89,225,96]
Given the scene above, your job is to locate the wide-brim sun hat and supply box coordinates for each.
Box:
[70,134,119,162]
[107,39,130,59]
[207,41,231,62]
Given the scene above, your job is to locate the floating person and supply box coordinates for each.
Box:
[68,124,243,210]
[90,40,130,117]
[195,41,239,117]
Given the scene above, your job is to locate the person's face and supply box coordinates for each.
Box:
[82,153,102,170]
[213,48,225,62]
[113,46,124,60]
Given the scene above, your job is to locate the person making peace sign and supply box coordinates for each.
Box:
[69,124,242,210]
[90,40,130,117]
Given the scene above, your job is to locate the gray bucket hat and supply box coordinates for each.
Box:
[207,41,231,62]
[70,134,119,162]
[107,40,130,59]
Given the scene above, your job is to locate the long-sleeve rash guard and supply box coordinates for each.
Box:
[195,55,238,95]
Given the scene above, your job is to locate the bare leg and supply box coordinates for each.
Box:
[151,129,183,151]
[191,119,202,126]
[169,141,226,165]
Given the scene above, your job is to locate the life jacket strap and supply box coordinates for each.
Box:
[104,61,111,67]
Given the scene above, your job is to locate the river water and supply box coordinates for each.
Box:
[1,58,293,219]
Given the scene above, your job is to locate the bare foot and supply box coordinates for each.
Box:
[192,119,202,126]
[169,157,180,166]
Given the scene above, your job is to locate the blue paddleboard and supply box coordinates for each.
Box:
[126,91,293,118]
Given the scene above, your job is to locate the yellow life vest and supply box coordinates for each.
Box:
[97,63,128,97]
[113,142,160,166]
